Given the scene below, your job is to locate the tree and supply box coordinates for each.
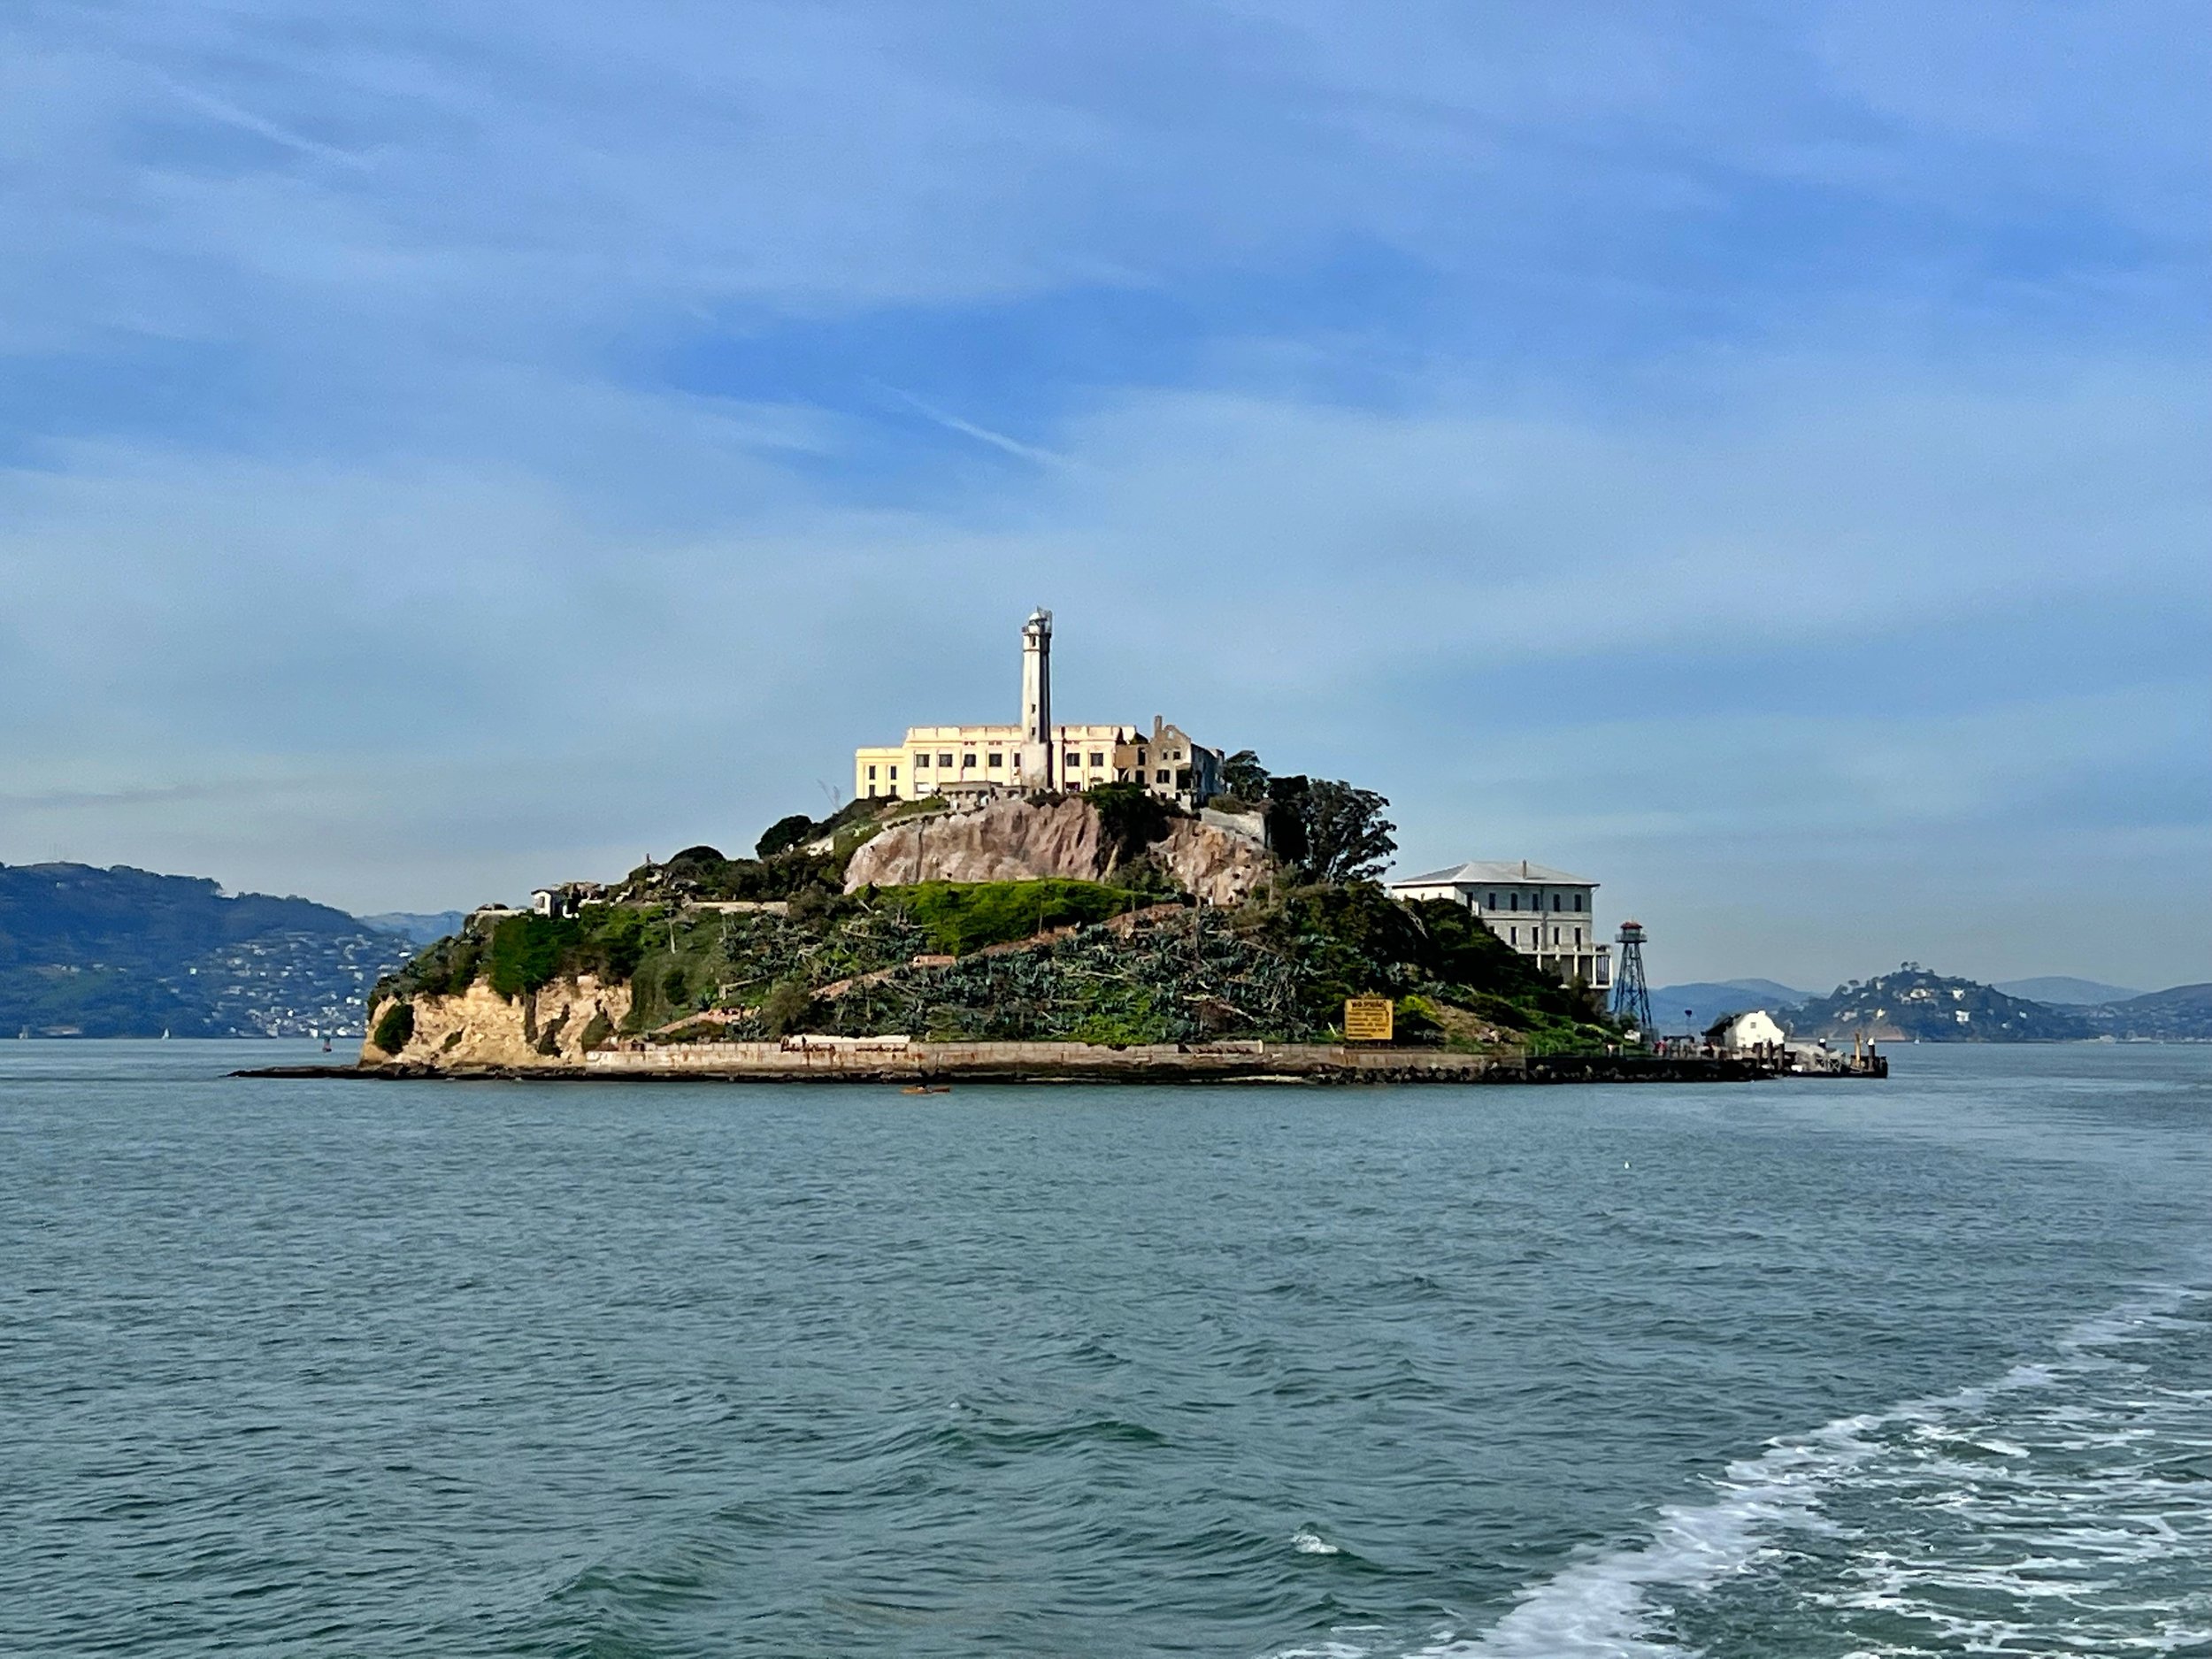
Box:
[1269,775,1395,885]
[756,814,815,858]
[1220,749,1271,799]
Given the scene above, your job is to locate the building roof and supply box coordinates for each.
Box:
[1387,859,1598,888]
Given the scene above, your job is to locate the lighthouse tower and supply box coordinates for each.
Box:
[1018,607,1054,790]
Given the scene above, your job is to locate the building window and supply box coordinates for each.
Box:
[987,752,1003,768]
[1509,926,1519,946]
[1090,752,1104,767]
[866,765,877,780]
[1136,750,1147,766]
[1509,894,1520,911]
[961,754,977,769]
[940,753,954,767]
[1486,892,1497,910]
[866,785,877,797]
[1064,750,1079,767]
[1552,893,1562,911]
[1155,769,1169,784]
[914,753,930,769]
[1574,893,1584,910]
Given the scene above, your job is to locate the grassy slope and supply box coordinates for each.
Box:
[373,864,1617,1051]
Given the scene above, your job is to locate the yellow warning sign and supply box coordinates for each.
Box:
[1343,995,1394,1042]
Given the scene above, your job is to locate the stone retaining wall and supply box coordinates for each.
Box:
[549,1041,1771,1084]
[580,1038,1508,1081]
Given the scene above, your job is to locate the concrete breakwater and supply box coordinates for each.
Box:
[250,1037,1782,1085]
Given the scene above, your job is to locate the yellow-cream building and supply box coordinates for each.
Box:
[854,611,1223,808]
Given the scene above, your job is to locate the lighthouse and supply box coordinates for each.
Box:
[1019,607,1054,790]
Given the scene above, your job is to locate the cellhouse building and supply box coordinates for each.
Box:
[851,609,1224,809]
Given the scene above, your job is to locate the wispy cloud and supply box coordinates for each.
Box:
[872,383,1068,467]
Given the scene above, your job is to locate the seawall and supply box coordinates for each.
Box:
[249,1038,1780,1085]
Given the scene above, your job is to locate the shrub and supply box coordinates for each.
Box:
[760,979,813,1037]
[593,914,648,980]
[756,814,816,858]
[442,936,482,995]
[1394,994,1444,1046]
[811,796,892,840]
[371,1000,415,1055]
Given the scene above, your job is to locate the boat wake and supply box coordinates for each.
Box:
[1291,1286,2212,1659]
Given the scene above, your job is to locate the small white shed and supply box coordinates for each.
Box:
[1705,1009,1789,1052]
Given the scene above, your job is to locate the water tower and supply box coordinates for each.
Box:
[1611,920,1654,1035]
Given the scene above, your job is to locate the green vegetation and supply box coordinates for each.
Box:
[366,779,1617,1056]
[1193,753,1396,883]
[871,879,1148,956]
[1080,782,1172,865]
[1220,749,1270,799]
[759,979,812,1037]
[1263,775,1396,884]
[755,814,815,858]
[371,999,415,1053]
[487,915,580,997]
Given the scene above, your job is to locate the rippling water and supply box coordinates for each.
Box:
[4,1042,2208,1656]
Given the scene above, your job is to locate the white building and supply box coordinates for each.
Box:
[1705,1009,1788,1053]
[1386,859,1611,991]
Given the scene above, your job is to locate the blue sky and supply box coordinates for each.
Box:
[1,0,2206,990]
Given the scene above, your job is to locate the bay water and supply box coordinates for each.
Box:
[4,1041,2208,1655]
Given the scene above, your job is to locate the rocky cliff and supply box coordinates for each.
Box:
[362,973,631,1069]
[842,795,1273,905]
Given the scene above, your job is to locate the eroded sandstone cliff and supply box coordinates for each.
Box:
[361,973,631,1069]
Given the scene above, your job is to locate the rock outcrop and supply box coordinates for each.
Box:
[1154,818,1273,906]
[841,796,1273,905]
[362,973,631,1069]
[846,795,1103,888]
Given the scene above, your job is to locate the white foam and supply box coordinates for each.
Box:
[1416,1286,2207,1659]
[1409,1425,1877,1657]
[1292,1528,1343,1556]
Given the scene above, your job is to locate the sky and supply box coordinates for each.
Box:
[1,0,2207,992]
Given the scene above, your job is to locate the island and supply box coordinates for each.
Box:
[341,780,1782,1085]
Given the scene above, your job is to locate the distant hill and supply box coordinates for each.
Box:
[2080,983,2212,1041]
[1651,980,1807,1033]
[1721,978,1810,1003]
[1995,976,2141,1006]
[0,862,412,1038]
[360,910,468,947]
[1787,965,2089,1042]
